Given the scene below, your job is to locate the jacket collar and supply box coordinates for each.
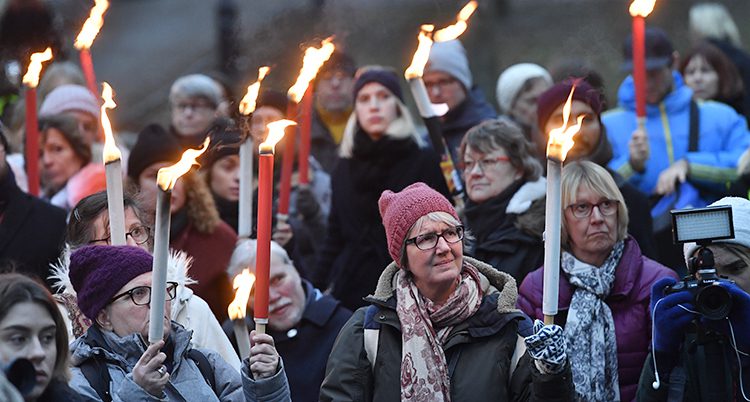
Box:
[616,71,692,115]
[300,279,340,326]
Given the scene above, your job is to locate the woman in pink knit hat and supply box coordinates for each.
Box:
[320,182,573,402]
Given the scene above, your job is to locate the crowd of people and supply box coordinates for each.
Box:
[1,1,750,401]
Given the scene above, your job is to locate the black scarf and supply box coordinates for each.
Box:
[212,192,239,233]
[349,129,418,221]
[463,179,524,244]
[170,208,190,238]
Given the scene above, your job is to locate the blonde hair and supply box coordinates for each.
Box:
[689,3,742,48]
[560,161,629,249]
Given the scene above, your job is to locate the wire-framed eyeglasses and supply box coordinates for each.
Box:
[567,199,619,219]
[89,225,151,246]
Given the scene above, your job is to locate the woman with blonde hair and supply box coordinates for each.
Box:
[313,66,450,310]
[518,161,678,401]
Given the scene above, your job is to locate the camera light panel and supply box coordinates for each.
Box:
[672,205,734,244]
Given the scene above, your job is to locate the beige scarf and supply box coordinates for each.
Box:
[396,262,483,402]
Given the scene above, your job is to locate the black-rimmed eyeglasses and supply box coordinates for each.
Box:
[405,226,464,250]
[109,282,178,306]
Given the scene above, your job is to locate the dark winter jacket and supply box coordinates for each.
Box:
[309,108,342,174]
[0,168,66,289]
[463,178,545,284]
[518,237,679,402]
[37,379,86,402]
[224,280,351,402]
[313,132,450,310]
[440,87,497,164]
[320,256,574,402]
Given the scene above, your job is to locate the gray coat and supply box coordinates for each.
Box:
[69,323,290,402]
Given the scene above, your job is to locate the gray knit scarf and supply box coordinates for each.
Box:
[561,240,624,402]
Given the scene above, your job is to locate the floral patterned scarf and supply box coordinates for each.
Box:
[561,240,624,402]
[395,262,483,402]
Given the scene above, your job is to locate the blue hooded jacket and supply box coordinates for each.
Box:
[603,71,750,204]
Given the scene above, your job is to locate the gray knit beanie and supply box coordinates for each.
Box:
[426,40,473,91]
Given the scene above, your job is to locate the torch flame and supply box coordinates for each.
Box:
[404,25,435,80]
[100,82,121,163]
[629,0,656,17]
[22,48,53,88]
[156,138,210,191]
[546,86,585,162]
[287,38,336,103]
[228,269,256,320]
[239,66,271,115]
[260,120,296,153]
[75,0,109,50]
[433,1,479,42]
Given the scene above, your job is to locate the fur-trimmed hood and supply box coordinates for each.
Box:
[368,256,520,314]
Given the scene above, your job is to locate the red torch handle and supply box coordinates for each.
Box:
[254,152,274,328]
[79,49,99,98]
[24,88,40,196]
[632,15,646,120]
[298,86,314,185]
[278,103,298,215]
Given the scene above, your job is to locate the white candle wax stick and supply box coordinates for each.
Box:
[238,137,254,238]
[542,158,562,321]
[233,319,252,360]
[148,188,171,343]
[105,159,126,245]
[408,78,436,118]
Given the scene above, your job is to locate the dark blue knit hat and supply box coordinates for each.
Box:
[69,245,153,320]
[352,68,404,102]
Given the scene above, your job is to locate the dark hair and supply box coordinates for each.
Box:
[679,41,744,101]
[39,113,92,164]
[0,273,70,381]
[67,190,153,251]
[459,119,543,182]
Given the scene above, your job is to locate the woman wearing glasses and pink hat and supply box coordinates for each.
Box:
[517,161,677,402]
[321,182,573,402]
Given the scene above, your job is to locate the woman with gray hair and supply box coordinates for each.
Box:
[169,73,224,148]
[518,161,678,402]
[312,66,450,311]
[459,118,545,283]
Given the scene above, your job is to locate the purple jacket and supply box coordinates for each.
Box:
[517,237,678,402]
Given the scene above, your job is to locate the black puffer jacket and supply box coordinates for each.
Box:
[320,257,574,402]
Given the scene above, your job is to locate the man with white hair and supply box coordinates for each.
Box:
[169,74,223,148]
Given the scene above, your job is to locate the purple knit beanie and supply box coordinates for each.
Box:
[39,84,100,119]
[69,245,153,320]
[536,79,602,132]
[378,182,459,264]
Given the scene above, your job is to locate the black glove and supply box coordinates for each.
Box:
[296,186,321,220]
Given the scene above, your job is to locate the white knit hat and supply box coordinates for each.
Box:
[426,39,472,90]
[683,197,750,262]
[495,63,552,114]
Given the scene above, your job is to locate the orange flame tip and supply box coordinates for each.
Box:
[629,0,656,17]
[433,1,478,42]
[239,66,271,115]
[288,37,336,103]
[156,137,210,191]
[228,269,256,320]
[546,86,584,161]
[404,25,435,80]
[75,0,110,50]
[260,120,296,153]
[100,82,121,163]
[22,48,53,88]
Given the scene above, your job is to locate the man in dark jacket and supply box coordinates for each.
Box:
[424,39,497,164]
[309,50,357,174]
[0,127,66,289]
[224,240,352,402]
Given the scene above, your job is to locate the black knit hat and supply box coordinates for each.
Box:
[622,27,674,72]
[202,124,242,168]
[127,124,183,179]
[352,68,404,102]
[318,50,357,78]
[257,89,290,116]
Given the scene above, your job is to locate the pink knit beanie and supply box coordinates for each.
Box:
[39,84,100,119]
[378,182,458,264]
